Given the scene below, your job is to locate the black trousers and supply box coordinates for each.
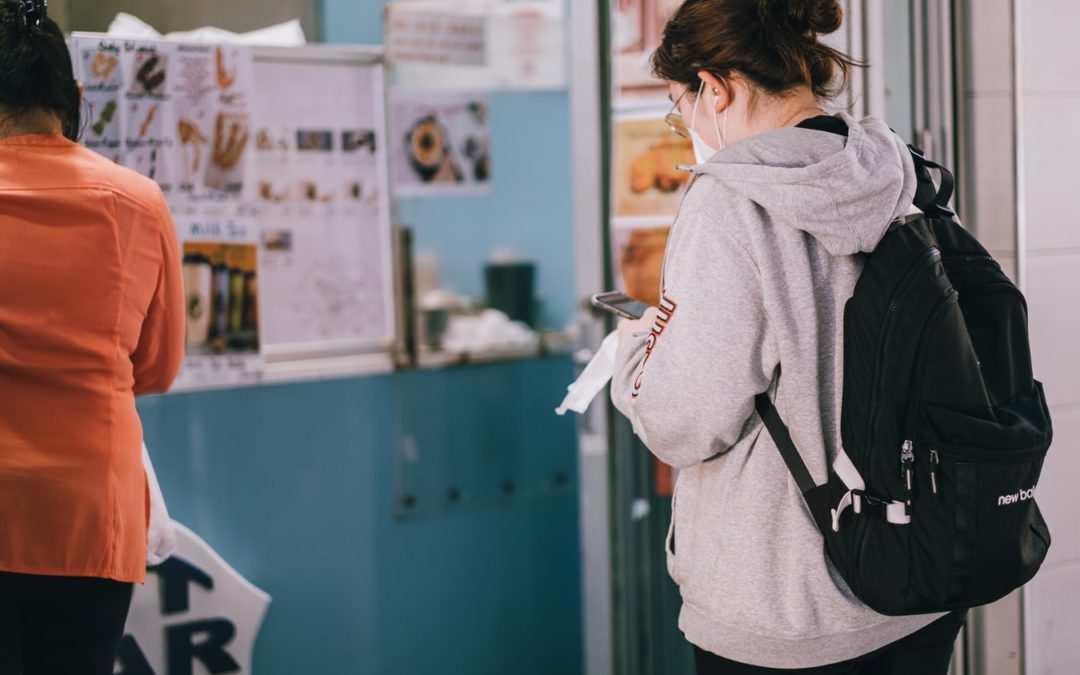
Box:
[695,611,966,675]
[0,572,134,675]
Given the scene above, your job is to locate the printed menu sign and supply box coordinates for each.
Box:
[390,90,492,197]
[174,214,264,389]
[79,41,123,163]
[610,224,670,306]
[385,0,566,90]
[612,115,694,218]
[167,42,255,203]
[71,36,397,388]
[251,57,395,349]
[123,41,175,195]
[387,10,487,66]
[72,37,255,204]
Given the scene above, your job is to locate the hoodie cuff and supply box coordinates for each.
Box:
[611,330,650,416]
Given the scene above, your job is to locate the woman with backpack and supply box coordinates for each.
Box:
[611,1,968,672]
[0,1,185,671]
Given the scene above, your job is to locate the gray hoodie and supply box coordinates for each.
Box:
[610,113,944,668]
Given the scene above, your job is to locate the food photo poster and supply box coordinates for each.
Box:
[390,91,492,197]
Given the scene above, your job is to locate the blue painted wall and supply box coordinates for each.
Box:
[322,0,385,45]
[134,1,585,673]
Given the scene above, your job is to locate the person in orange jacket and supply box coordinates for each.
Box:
[0,2,185,672]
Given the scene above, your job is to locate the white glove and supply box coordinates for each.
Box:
[142,441,177,566]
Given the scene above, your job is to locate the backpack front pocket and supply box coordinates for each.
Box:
[924,446,1049,607]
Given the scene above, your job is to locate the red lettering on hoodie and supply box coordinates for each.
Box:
[632,292,678,399]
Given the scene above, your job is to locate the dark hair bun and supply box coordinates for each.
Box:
[770,0,843,36]
[654,0,861,101]
[0,0,82,139]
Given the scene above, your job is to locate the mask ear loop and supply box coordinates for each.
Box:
[713,75,729,150]
[689,78,706,136]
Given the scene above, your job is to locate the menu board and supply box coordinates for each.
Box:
[251,51,395,349]
[71,36,396,389]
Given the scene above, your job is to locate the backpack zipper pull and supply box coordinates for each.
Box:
[901,440,915,492]
[929,449,940,495]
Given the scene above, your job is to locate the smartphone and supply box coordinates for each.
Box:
[591,291,650,320]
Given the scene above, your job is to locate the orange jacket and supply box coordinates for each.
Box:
[0,134,184,583]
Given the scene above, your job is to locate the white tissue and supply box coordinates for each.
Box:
[441,309,539,354]
[231,20,307,46]
[106,12,161,39]
[555,331,619,416]
[107,13,307,46]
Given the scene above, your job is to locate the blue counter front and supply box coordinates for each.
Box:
[137,356,583,674]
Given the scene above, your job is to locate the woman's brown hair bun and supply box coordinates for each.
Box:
[771,0,843,36]
[652,0,862,102]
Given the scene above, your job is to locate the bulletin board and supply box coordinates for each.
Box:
[70,35,397,390]
[249,47,397,366]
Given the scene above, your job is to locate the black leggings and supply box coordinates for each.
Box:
[695,611,966,675]
[0,572,133,675]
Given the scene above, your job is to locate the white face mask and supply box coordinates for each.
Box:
[689,78,728,164]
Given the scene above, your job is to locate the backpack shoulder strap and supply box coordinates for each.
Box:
[755,393,817,494]
[908,146,955,218]
[754,392,833,533]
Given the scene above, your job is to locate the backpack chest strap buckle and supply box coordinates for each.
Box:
[832,490,911,532]
[886,501,912,525]
[858,491,911,525]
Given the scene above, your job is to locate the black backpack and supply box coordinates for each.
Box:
[756,149,1053,616]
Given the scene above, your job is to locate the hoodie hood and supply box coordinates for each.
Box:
[689,112,917,256]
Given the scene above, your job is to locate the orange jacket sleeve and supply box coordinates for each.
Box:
[132,198,185,396]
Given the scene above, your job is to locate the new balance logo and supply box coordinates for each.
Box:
[998,486,1036,506]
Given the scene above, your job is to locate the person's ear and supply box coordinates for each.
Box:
[77,81,85,105]
[697,70,731,113]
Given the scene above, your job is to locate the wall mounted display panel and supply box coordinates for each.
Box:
[71,36,398,389]
[251,47,397,366]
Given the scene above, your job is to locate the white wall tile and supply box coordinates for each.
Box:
[980,591,1023,675]
[965,0,1014,95]
[1021,0,1080,94]
[1025,560,1080,674]
[1026,253,1080,408]
[967,94,1016,252]
[1022,95,1080,252]
[1035,405,1080,567]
